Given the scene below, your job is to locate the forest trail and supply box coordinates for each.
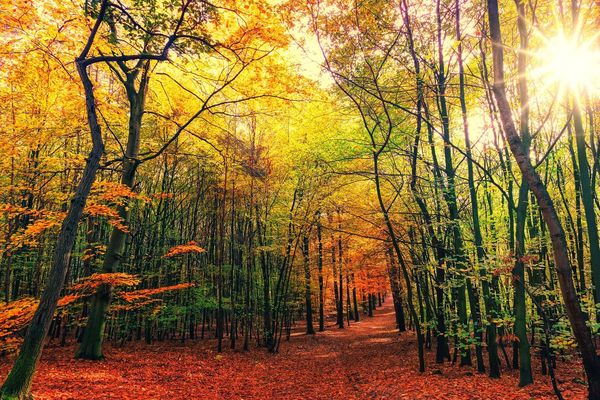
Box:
[0,300,587,399]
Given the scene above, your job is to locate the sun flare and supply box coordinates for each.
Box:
[537,32,600,95]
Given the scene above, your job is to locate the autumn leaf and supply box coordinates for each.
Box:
[163,241,206,258]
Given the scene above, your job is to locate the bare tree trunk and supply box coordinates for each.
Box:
[456,0,485,373]
[337,219,344,329]
[436,0,471,367]
[351,273,359,323]
[512,0,533,384]
[373,153,425,372]
[302,234,315,335]
[316,211,325,331]
[387,248,406,332]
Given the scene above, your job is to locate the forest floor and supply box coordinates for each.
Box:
[0,301,589,399]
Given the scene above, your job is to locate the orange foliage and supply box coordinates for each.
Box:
[0,278,194,352]
[0,292,90,352]
[0,294,90,352]
[81,244,106,263]
[111,299,162,313]
[119,283,195,303]
[80,181,154,233]
[92,181,150,204]
[70,273,140,293]
[0,298,38,344]
[0,203,30,216]
[56,294,82,307]
[4,212,65,252]
[84,203,129,233]
[163,241,206,258]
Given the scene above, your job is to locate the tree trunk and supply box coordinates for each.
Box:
[302,234,315,335]
[387,249,406,332]
[456,0,485,373]
[316,211,325,331]
[77,63,150,360]
[511,0,534,384]
[401,0,450,363]
[572,99,600,317]
[436,0,471,367]
[351,273,359,323]
[337,224,344,329]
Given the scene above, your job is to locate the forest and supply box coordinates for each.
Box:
[1,0,600,399]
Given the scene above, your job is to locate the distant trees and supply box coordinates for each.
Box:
[304,0,600,398]
[74,0,275,361]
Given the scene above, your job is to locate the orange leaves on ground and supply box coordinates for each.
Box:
[70,273,140,294]
[163,241,206,258]
[0,301,586,399]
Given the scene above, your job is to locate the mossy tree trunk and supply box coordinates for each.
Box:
[77,64,149,360]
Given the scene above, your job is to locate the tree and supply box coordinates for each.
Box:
[0,1,109,396]
[75,0,286,359]
[486,0,600,397]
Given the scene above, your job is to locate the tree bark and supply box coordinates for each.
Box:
[302,234,315,335]
[77,63,150,360]
[512,0,533,384]
[316,211,325,331]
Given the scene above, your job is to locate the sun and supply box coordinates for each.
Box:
[535,31,600,96]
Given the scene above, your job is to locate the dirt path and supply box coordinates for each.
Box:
[0,300,587,399]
